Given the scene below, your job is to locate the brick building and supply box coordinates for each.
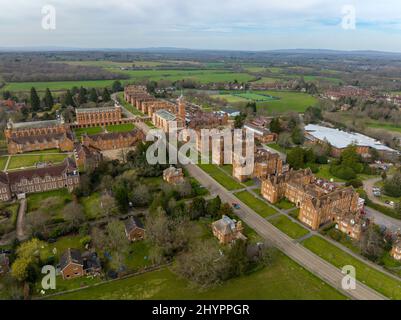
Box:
[212,215,246,244]
[5,118,74,154]
[152,109,185,132]
[243,122,277,143]
[124,216,145,242]
[0,158,80,202]
[60,249,101,280]
[75,106,122,127]
[81,129,144,151]
[74,143,103,168]
[261,168,361,230]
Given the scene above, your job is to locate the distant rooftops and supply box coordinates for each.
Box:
[75,106,120,113]
[305,124,397,152]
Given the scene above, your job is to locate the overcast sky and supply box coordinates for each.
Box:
[1,0,401,51]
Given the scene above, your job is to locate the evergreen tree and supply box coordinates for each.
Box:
[43,88,54,110]
[269,118,282,134]
[2,90,11,100]
[102,88,111,102]
[112,80,123,92]
[30,87,41,111]
[63,90,75,107]
[89,88,98,103]
[77,87,87,105]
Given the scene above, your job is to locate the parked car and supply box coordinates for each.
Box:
[232,203,240,209]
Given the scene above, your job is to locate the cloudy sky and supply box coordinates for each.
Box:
[1,0,401,51]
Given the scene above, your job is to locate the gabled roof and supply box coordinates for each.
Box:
[60,248,83,270]
[125,216,145,233]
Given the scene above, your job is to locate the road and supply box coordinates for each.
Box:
[363,177,392,208]
[365,206,401,233]
[137,110,386,300]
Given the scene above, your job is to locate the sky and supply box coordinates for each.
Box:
[1,0,401,51]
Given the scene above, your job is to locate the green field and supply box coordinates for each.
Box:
[80,192,103,220]
[367,122,401,134]
[275,198,296,210]
[269,215,309,239]
[106,123,135,133]
[27,189,72,219]
[232,92,277,101]
[234,191,278,218]
[2,80,121,92]
[257,91,318,114]
[0,156,8,171]
[303,236,401,299]
[51,252,345,300]
[7,154,69,170]
[198,164,243,190]
[73,126,104,139]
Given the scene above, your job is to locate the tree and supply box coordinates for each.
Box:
[383,172,401,197]
[102,88,111,102]
[206,196,222,217]
[277,132,292,148]
[304,106,322,124]
[188,197,206,220]
[287,147,305,169]
[269,118,282,134]
[245,102,257,115]
[359,224,385,261]
[42,88,54,110]
[291,126,304,145]
[62,201,85,227]
[63,90,75,107]
[11,258,31,282]
[30,87,40,111]
[234,112,247,129]
[100,193,117,218]
[77,87,87,105]
[89,88,98,103]
[112,80,123,92]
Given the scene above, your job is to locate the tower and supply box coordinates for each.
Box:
[177,94,186,121]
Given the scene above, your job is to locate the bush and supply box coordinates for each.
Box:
[315,155,328,164]
[346,179,363,188]
[330,165,357,180]
[306,162,319,173]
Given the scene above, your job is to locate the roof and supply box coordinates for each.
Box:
[9,132,72,144]
[125,216,145,233]
[213,215,236,235]
[4,158,77,184]
[82,252,101,271]
[60,248,83,270]
[84,129,142,142]
[75,106,120,113]
[305,124,396,152]
[155,109,177,121]
[10,119,62,130]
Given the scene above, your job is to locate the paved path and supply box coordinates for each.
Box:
[16,198,27,241]
[363,177,392,208]
[365,206,401,233]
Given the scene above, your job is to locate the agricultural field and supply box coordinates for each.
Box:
[51,252,345,300]
[303,236,401,300]
[7,153,69,171]
[257,90,318,114]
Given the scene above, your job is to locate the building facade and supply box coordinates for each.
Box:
[212,215,246,244]
[391,240,401,261]
[81,129,144,151]
[0,158,80,202]
[75,106,122,127]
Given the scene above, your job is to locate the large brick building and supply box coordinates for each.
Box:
[212,215,246,244]
[81,129,144,151]
[261,168,361,230]
[5,119,74,154]
[75,106,122,127]
[0,158,80,202]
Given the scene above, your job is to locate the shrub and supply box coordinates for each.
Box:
[330,165,356,180]
[346,179,363,188]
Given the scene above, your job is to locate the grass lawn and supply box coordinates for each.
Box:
[80,193,103,220]
[106,123,135,133]
[257,90,318,114]
[303,236,401,299]
[198,164,243,190]
[7,154,68,170]
[145,121,156,128]
[315,164,346,183]
[27,189,72,220]
[124,241,152,272]
[265,143,286,153]
[275,198,295,210]
[269,215,309,239]
[51,251,345,300]
[0,156,8,171]
[39,235,86,262]
[116,92,144,116]
[235,191,278,218]
[73,126,104,139]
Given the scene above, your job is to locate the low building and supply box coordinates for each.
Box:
[124,216,145,242]
[304,124,397,158]
[60,248,101,280]
[334,211,368,240]
[75,106,122,127]
[163,166,185,185]
[5,118,74,154]
[390,240,401,261]
[0,254,9,275]
[243,122,277,143]
[81,129,144,151]
[212,215,246,244]
[74,143,103,168]
[152,109,185,132]
[0,158,80,202]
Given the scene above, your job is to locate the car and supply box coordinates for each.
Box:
[232,203,240,209]
[47,238,57,243]
[389,201,395,207]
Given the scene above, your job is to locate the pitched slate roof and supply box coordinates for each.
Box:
[85,129,142,142]
[60,248,83,270]
[124,216,145,233]
[11,119,62,130]
[9,132,72,144]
